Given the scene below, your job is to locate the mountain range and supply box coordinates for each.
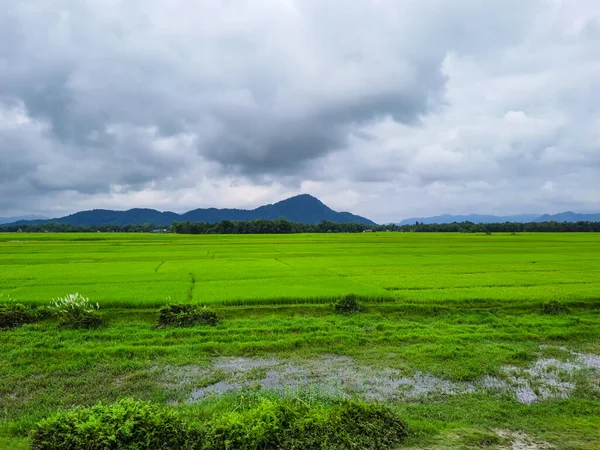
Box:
[4,197,600,228]
[397,212,600,225]
[4,195,376,227]
[0,215,48,225]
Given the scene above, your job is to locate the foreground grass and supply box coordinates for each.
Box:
[1,303,599,449]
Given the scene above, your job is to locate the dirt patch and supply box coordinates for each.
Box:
[495,430,552,450]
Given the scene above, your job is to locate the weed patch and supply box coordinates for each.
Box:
[334,294,362,314]
[540,300,569,315]
[158,304,220,327]
[48,293,102,329]
[0,301,38,329]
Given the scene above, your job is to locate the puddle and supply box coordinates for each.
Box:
[161,347,600,404]
[181,355,477,402]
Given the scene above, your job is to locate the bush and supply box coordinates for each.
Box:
[31,398,407,450]
[334,294,362,314]
[30,398,190,450]
[0,295,38,329]
[198,399,408,450]
[198,399,299,449]
[541,300,569,315]
[282,400,408,449]
[48,293,102,329]
[158,304,220,327]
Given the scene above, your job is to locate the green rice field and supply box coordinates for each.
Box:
[1,232,599,449]
[1,232,600,306]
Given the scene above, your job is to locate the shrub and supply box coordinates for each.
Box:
[286,400,407,449]
[30,398,190,450]
[158,304,220,327]
[540,300,569,315]
[334,294,362,314]
[48,293,102,329]
[198,399,408,450]
[0,295,38,329]
[199,399,299,449]
[31,398,408,450]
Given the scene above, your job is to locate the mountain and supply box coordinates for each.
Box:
[396,213,540,225]
[6,195,376,227]
[533,212,600,223]
[396,211,600,225]
[0,215,48,225]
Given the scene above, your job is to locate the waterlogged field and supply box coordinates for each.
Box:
[1,232,599,449]
[1,232,600,306]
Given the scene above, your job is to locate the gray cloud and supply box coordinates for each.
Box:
[0,0,599,221]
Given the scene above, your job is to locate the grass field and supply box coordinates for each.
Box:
[1,232,600,307]
[1,232,599,449]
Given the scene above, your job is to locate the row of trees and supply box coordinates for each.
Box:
[1,219,599,234]
[0,223,163,233]
[172,219,600,234]
[171,218,373,234]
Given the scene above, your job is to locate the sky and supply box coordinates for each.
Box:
[1,0,599,223]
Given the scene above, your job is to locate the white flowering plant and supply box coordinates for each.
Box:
[0,293,16,304]
[48,293,102,328]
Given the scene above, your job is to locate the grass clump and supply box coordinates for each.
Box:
[48,293,102,329]
[30,398,190,450]
[158,304,220,327]
[459,430,507,447]
[0,295,38,329]
[540,300,569,315]
[334,294,362,314]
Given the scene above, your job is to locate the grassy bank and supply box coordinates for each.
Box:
[1,303,599,449]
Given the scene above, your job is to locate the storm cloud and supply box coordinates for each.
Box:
[0,0,599,222]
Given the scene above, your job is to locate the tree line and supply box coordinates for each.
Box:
[2,218,599,233]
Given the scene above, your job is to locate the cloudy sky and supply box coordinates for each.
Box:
[1,0,599,223]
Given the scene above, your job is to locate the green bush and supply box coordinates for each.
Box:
[284,400,408,449]
[541,300,569,315]
[198,399,299,449]
[57,310,103,329]
[31,399,408,450]
[334,294,362,314]
[48,293,102,329]
[197,399,407,450]
[0,299,38,329]
[158,304,220,327]
[30,398,191,450]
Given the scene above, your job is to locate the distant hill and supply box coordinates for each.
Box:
[6,195,376,227]
[533,212,600,223]
[397,212,600,225]
[0,215,48,225]
[396,213,540,225]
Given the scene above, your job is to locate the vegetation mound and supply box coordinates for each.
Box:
[48,293,102,329]
[158,304,220,327]
[540,300,569,315]
[0,300,38,329]
[30,398,408,450]
[30,398,188,450]
[334,294,363,314]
